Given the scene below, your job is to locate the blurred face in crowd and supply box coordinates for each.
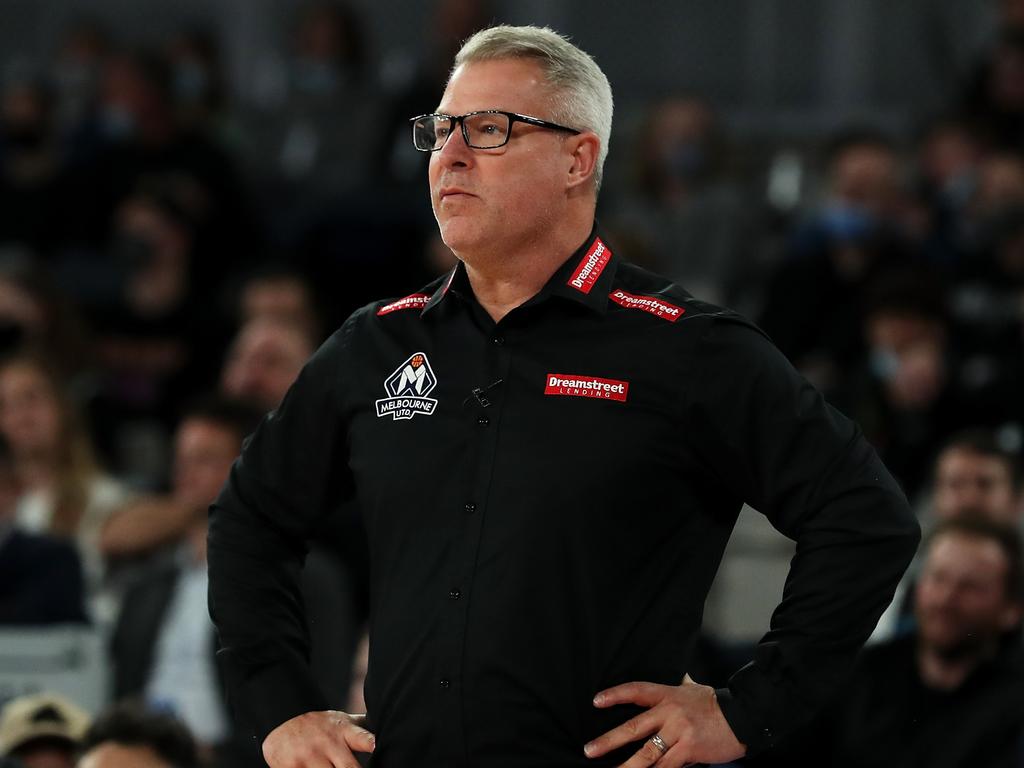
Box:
[830,143,899,219]
[429,58,586,260]
[867,312,947,410]
[973,153,1024,214]
[990,36,1024,111]
[0,361,62,459]
[77,742,171,768]
[172,417,240,513]
[1,81,50,151]
[220,320,313,411]
[114,196,190,316]
[915,532,1022,659]
[934,447,1020,524]
[240,275,316,338]
[641,97,716,195]
[919,124,979,192]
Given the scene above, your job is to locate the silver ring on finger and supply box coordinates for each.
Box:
[649,733,669,755]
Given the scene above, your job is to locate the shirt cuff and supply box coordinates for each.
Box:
[218,652,330,744]
[715,684,775,757]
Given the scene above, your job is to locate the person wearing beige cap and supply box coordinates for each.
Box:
[0,692,90,768]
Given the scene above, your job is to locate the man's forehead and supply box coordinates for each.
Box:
[939,448,1010,477]
[436,58,551,113]
[928,533,1008,574]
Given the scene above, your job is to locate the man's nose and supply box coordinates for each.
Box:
[435,124,473,166]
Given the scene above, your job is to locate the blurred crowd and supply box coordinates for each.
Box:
[0,0,1023,766]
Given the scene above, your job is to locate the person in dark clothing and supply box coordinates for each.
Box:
[751,516,1024,768]
[208,25,919,768]
[0,433,87,626]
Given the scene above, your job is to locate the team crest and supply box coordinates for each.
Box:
[375,352,439,420]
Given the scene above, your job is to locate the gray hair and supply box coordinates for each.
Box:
[453,25,614,192]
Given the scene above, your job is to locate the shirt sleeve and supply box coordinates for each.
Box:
[683,315,920,756]
[207,312,361,742]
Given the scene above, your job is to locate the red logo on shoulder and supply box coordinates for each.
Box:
[609,290,684,322]
[567,238,612,294]
[377,293,431,316]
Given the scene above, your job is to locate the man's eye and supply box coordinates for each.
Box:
[435,125,451,138]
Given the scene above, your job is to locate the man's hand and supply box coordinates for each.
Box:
[583,675,745,767]
[263,710,375,768]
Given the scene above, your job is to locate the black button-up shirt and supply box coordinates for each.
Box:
[208,226,919,767]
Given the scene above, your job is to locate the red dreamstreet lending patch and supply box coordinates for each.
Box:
[544,373,629,402]
[566,238,612,294]
[609,289,685,322]
[377,293,431,316]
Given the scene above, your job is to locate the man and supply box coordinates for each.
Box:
[0,693,90,768]
[208,25,919,767]
[871,428,1023,641]
[219,318,316,414]
[756,516,1024,767]
[75,704,197,768]
[112,397,357,766]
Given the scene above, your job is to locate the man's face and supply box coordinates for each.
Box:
[915,533,1021,658]
[172,417,241,512]
[934,448,1019,523]
[429,58,576,257]
[220,321,312,411]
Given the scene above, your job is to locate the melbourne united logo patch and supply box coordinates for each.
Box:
[375,352,439,420]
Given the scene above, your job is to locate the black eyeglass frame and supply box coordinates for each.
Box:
[409,110,582,152]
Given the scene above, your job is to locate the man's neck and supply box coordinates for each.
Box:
[460,215,593,323]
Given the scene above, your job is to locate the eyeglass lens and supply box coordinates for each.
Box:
[415,113,511,150]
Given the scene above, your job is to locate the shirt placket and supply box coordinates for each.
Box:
[434,320,514,765]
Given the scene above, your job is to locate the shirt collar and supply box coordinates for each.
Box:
[421,223,618,317]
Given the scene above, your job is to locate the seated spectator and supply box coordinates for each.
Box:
[0,692,90,768]
[759,128,915,391]
[109,397,358,766]
[75,704,196,768]
[609,94,752,305]
[219,318,314,413]
[831,270,973,497]
[960,24,1024,152]
[100,397,260,558]
[163,26,228,137]
[756,516,1024,767]
[83,179,228,484]
[0,351,130,622]
[873,428,1022,640]
[913,117,983,265]
[0,66,67,258]
[0,433,87,625]
[0,256,91,376]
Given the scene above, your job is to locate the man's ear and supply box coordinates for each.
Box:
[566,132,601,191]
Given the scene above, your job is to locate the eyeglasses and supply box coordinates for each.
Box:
[410,110,581,152]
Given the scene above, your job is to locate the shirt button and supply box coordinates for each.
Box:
[449,589,461,600]
[492,335,504,346]
[440,679,450,689]
[464,503,476,515]
[477,416,489,426]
